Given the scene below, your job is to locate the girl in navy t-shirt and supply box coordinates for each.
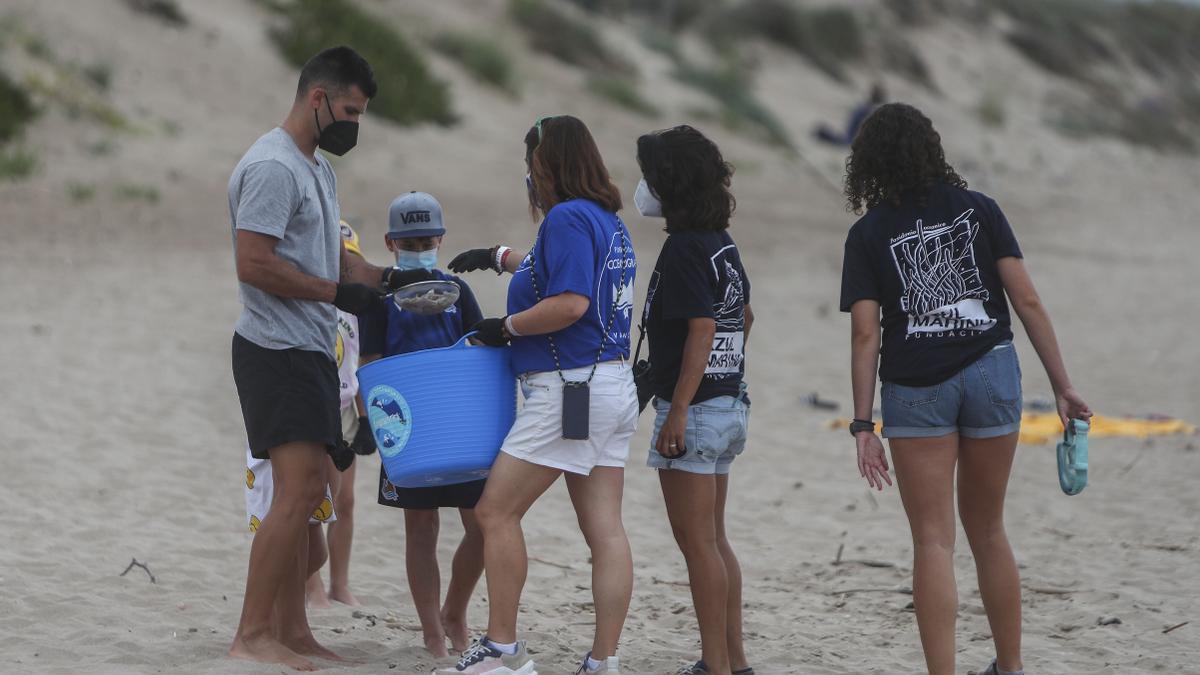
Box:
[637,125,755,675]
[840,103,1092,675]
[443,115,637,675]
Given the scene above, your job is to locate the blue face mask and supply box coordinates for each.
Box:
[394,248,438,271]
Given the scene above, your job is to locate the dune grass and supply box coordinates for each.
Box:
[509,0,632,75]
[586,75,659,118]
[707,0,864,81]
[266,0,455,126]
[432,31,518,96]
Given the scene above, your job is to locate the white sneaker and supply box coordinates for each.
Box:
[432,637,538,675]
[575,652,619,674]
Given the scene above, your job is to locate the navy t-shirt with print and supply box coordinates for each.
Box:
[644,229,751,405]
[839,183,1023,387]
[360,269,483,358]
[507,199,636,375]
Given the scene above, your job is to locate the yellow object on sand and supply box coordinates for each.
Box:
[1017,413,1195,444]
[829,414,1195,444]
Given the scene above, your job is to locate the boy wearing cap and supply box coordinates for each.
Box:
[359,192,488,658]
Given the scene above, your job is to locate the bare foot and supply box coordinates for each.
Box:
[423,632,450,659]
[328,585,360,607]
[284,634,347,663]
[441,610,470,653]
[230,634,318,672]
[306,577,332,609]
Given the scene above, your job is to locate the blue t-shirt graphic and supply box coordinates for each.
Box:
[507,199,636,375]
[360,269,483,358]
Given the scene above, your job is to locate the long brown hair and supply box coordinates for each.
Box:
[524,115,622,219]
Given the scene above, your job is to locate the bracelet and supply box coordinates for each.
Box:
[493,245,512,274]
[504,314,522,337]
[500,247,513,271]
[848,418,876,436]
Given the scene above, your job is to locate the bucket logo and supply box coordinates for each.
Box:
[368,385,412,458]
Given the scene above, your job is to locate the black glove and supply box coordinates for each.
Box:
[328,439,355,472]
[350,416,376,455]
[471,317,510,347]
[333,282,382,315]
[449,247,497,274]
[381,267,435,291]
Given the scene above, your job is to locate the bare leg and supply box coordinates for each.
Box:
[659,470,731,675]
[406,508,449,658]
[959,432,1023,673]
[305,521,331,608]
[443,508,485,652]
[474,452,562,644]
[890,434,960,675]
[327,457,360,606]
[714,474,748,672]
[565,467,633,660]
[278,525,344,662]
[230,442,327,671]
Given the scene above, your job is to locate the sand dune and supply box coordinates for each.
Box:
[1,0,1198,672]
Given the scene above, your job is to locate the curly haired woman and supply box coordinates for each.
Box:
[839,103,1092,675]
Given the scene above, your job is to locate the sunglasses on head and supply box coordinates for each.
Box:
[534,115,562,143]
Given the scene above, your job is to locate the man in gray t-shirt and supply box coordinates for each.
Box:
[226,46,429,671]
[229,126,342,357]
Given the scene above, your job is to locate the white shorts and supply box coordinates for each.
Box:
[242,406,357,532]
[501,361,639,475]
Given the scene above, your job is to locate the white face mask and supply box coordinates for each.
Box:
[634,179,663,218]
[394,247,438,271]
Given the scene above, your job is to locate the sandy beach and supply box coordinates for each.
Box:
[1,0,1198,673]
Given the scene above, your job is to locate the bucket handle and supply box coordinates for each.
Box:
[454,331,478,349]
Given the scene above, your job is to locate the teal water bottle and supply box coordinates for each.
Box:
[1057,418,1089,495]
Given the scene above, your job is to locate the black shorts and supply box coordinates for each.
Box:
[377,465,486,510]
[232,333,341,460]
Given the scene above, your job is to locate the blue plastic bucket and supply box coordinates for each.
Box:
[356,335,515,488]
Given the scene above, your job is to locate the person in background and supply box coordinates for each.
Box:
[839,103,1092,675]
[634,125,755,675]
[442,115,638,675]
[358,191,487,658]
[815,83,886,146]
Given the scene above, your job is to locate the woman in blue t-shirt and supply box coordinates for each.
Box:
[839,103,1092,675]
[443,115,638,675]
[635,126,754,675]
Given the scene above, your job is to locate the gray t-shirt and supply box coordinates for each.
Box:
[229,127,341,358]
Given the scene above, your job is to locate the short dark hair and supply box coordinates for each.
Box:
[844,103,966,214]
[636,125,735,232]
[523,116,622,217]
[296,46,377,100]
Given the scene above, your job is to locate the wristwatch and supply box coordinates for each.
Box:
[849,419,876,436]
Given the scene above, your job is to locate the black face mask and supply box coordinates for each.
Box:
[314,95,358,156]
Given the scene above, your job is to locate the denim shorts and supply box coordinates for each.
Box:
[647,396,750,475]
[881,342,1022,439]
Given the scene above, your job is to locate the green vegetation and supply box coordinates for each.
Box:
[265,0,455,126]
[124,0,188,28]
[674,61,791,149]
[707,1,864,81]
[82,62,113,91]
[431,32,518,95]
[976,90,1006,129]
[509,0,632,75]
[0,70,36,143]
[1051,97,1195,154]
[67,181,97,204]
[586,76,659,117]
[114,182,161,204]
[0,147,36,181]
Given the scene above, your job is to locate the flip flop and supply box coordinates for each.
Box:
[1057,418,1089,496]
